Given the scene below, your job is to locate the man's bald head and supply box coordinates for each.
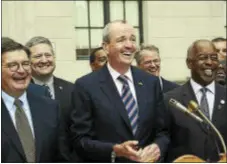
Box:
[186,39,219,86]
[187,39,216,60]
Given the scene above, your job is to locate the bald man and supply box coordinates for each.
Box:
[164,39,227,162]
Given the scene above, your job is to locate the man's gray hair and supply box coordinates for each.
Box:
[187,39,216,60]
[25,36,54,55]
[102,20,127,43]
[135,44,160,65]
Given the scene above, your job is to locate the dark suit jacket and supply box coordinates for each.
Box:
[70,65,170,162]
[1,91,61,162]
[164,81,227,162]
[53,76,73,115]
[27,83,51,97]
[53,76,79,162]
[161,77,179,93]
[30,76,73,113]
[31,76,76,162]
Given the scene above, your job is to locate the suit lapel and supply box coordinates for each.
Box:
[53,77,62,100]
[27,92,43,162]
[182,82,209,133]
[99,66,133,135]
[181,81,198,107]
[1,100,26,161]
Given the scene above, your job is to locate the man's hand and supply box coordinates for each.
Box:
[139,143,161,162]
[113,140,141,162]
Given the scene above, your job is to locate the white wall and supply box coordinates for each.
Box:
[143,1,226,81]
[2,1,226,82]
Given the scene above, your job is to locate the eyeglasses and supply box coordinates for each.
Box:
[2,61,31,72]
[197,53,219,61]
[31,53,54,59]
[142,59,160,65]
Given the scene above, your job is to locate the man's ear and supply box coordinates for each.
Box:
[186,58,192,69]
[102,42,109,55]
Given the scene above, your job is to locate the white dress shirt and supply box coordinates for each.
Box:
[159,76,163,91]
[2,91,35,138]
[107,63,138,105]
[32,76,55,99]
[190,79,215,120]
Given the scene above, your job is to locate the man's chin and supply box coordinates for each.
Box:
[148,71,158,76]
[13,84,29,92]
[201,77,215,85]
[34,70,54,77]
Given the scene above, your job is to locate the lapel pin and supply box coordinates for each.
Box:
[59,86,63,90]
[220,99,225,105]
[138,82,143,86]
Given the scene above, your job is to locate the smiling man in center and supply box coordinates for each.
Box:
[70,20,170,162]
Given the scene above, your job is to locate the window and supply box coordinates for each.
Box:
[75,0,143,60]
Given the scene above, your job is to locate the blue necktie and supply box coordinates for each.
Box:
[118,75,138,135]
[43,84,53,99]
[200,88,210,119]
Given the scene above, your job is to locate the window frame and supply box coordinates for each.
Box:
[75,0,143,60]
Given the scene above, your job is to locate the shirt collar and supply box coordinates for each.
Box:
[107,62,133,83]
[32,76,54,87]
[2,90,27,110]
[190,78,215,94]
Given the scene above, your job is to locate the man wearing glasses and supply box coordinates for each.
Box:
[164,39,227,162]
[1,39,62,162]
[135,44,179,93]
[2,37,51,97]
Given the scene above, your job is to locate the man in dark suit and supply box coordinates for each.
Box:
[135,44,179,93]
[1,39,62,162]
[164,39,227,162]
[70,20,169,162]
[25,36,76,162]
[28,83,51,97]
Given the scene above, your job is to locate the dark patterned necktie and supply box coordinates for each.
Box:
[200,88,210,119]
[43,84,53,99]
[14,99,35,162]
[118,75,138,135]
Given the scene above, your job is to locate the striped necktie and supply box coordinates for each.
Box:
[118,75,138,135]
[14,99,35,162]
[200,87,210,119]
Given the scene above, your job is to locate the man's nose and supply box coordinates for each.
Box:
[204,57,213,65]
[40,55,48,62]
[124,40,134,48]
[17,64,26,73]
[149,61,156,67]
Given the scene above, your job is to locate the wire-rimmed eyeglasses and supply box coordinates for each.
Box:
[2,61,31,72]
